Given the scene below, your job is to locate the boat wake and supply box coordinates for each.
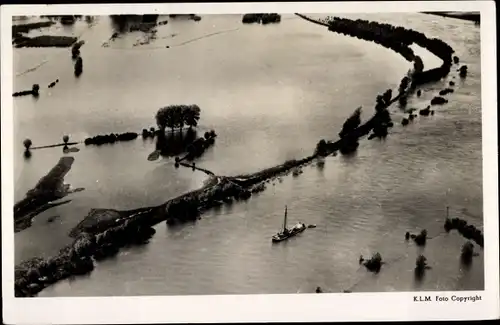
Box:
[104,28,241,51]
[16,60,49,77]
[172,28,241,47]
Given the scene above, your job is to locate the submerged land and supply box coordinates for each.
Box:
[12,21,77,48]
[13,13,482,297]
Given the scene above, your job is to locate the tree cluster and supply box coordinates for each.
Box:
[444,217,483,247]
[339,106,362,138]
[155,104,201,132]
[242,13,281,24]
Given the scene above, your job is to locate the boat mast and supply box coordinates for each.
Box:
[283,205,288,231]
[446,206,449,218]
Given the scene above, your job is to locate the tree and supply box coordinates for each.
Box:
[23,139,32,150]
[398,76,410,94]
[32,84,40,96]
[173,105,184,131]
[183,105,201,129]
[339,106,362,138]
[156,106,175,133]
[155,107,166,131]
[315,139,327,156]
[382,89,392,104]
[413,56,424,73]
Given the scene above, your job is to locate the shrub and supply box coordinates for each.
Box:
[23,139,32,150]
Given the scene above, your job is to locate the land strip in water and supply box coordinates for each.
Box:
[421,12,480,23]
[12,21,77,48]
[14,157,84,233]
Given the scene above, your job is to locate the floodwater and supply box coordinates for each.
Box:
[12,13,483,296]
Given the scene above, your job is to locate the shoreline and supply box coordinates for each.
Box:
[14,157,78,233]
[421,12,480,23]
[14,15,464,297]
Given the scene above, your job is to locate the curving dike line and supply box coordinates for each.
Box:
[15,14,459,297]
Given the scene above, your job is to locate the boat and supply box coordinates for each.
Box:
[271,206,306,243]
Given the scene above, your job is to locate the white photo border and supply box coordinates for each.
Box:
[2,1,498,323]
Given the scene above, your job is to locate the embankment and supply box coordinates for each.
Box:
[295,14,454,86]
[14,35,78,48]
[12,20,78,48]
[13,84,41,97]
[12,21,55,35]
[14,157,80,233]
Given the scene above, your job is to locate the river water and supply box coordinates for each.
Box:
[13,13,483,296]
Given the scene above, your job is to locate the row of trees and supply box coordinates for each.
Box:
[155,104,201,133]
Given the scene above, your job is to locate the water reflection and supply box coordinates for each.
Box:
[62,145,80,154]
[23,150,32,160]
[413,267,425,288]
[460,253,473,270]
[110,14,144,34]
[155,129,198,158]
[340,150,358,160]
[110,15,134,34]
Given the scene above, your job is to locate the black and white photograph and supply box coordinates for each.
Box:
[1,1,498,323]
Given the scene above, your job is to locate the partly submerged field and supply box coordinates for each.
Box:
[13,13,483,296]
